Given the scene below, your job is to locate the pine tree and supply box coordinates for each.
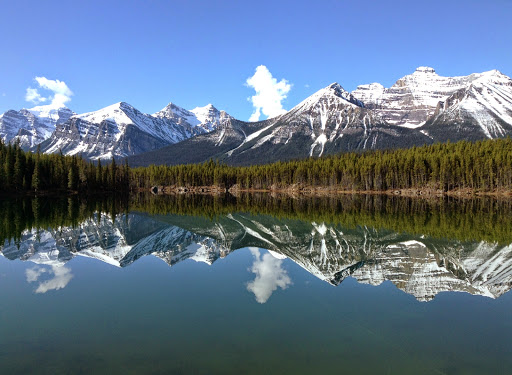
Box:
[32,159,41,192]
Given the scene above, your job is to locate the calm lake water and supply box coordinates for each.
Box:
[1,194,511,374]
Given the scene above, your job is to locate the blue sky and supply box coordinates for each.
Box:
[1,0,511,120]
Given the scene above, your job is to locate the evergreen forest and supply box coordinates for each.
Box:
[0,140,130,195]
[131,138,512,193]
[2,138,512,195]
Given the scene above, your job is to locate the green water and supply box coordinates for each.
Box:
[0,194,511,374]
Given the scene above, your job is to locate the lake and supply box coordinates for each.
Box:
[1,194,511,374]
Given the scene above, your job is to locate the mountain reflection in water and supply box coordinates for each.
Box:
[1,194,512,302]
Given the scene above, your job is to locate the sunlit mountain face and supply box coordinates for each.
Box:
[2,194,511,302]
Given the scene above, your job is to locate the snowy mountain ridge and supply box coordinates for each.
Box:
[2,66,512,162]
[36,101,231,159]
[351,66,512,129]
[0,104,75,149]
[130,66,512,166]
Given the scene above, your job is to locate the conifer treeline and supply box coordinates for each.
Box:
[131,138,512,192]
[0,140,130,194]
[2,138,512,195]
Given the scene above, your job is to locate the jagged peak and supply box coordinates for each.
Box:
[288,82,364,113]
[475,69,511,82]
[355,82,385,90]
[414,66,437,74]
[72,101,139,124]
[324,82,364,107]
[325,82,350,96]
[191,103,219,113]
[152,102,194,120]
[116,101,135,110]
[160,101,183,110]
[94,101,134,111]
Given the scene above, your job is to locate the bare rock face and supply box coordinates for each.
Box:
[154,103,232,133]
[1,99,233,160]
[128,82,432,167]
[351,66,498,128]
[4,66,512,162]
[420,70,512,141]
[0,106,74,149]
[37,101,232,160]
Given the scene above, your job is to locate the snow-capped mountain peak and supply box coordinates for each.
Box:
[0,103,75,149]
[413,66,437,74]
[291,82,364,113]
[27,103,74,121]
[73,101,136,124]
[39,101,203,159]
[155,101,230,133]
[351,66,512,129]
[153,102,193,120]
[423,68,512,140]
[37,99,232,159]
[473,69,512,86]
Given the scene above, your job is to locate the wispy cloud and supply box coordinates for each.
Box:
[246,248,292,304]
[25,265,73,294]
[25,77,73,108]
[246,65,291,122]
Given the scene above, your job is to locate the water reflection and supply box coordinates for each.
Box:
[25,265,73,294]
[247,248,292,303]
[1,194,512,301]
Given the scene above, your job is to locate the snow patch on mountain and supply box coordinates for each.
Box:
[352,66,512,129]
[154,102,231,133]
[0,104,74,149]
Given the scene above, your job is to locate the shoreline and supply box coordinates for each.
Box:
[145,185,512,198]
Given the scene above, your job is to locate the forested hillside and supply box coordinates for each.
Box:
[131,138,512,193]
[0,140,130,194]
[2,138,512,195]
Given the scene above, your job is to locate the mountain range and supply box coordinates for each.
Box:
[2,66,512,164]
[2,211,511,301]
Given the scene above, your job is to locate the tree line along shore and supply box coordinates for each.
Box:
[1,138,512,196]
[131,138,512,195]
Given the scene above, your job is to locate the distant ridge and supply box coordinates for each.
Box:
[1,66,511,162]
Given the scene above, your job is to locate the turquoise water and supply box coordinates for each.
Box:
[0,195,511,374]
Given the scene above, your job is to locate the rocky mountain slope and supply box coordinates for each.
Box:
[0,104,74,149]
[2,211,511,301]
[36,101,231,159]
[130,67,512,165]
[128,82,431,166]
[3,66,511,162]
[420,70,512,141]
[129,67,512,166]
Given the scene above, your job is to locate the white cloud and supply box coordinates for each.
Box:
[25,265,73,294]
[246,65,291,122]
[25,266,46,282]
[2,92,6,97]
[25,88,47,104]
[25,76,73,108]
[246,248,292,304]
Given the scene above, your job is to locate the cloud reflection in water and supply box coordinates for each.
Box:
[247,248,292,303]
[25,265,73,294]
